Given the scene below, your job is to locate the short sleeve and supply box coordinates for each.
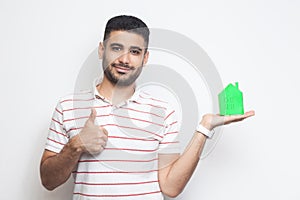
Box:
[45,100,69,153]
[158,105,180,154]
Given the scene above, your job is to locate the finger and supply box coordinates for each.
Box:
[224,111,255,124]
[99,140,107,148]
[244,110,255,117]
[88,108,97,124]
[100,127,109,136]
[233,111,255,121]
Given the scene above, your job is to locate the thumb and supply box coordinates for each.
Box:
[88,108,97,124]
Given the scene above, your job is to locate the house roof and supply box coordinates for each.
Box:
[219,82,242,95]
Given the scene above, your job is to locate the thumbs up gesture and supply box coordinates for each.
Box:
[75,108,108,155]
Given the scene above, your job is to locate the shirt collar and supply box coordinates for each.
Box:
[92,77,141,104]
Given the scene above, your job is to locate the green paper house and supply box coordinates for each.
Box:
[218,82,244,115]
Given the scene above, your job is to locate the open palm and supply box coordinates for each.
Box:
[202,110,255,130]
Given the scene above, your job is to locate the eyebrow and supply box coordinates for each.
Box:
[130,46,143,51]
[110,43,143,51]
[110,43,123,47]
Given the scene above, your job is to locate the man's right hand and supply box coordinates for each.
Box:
[73,108,108,155]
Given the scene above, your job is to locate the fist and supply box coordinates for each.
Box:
[76,108,108,155]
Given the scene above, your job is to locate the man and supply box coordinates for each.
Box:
[40,15,254,199]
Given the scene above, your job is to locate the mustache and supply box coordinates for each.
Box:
[111,63,135,70]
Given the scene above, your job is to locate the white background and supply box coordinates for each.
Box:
[1,0,299,199]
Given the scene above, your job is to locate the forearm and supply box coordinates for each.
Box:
[159,111,255,197]
[40,137,82,190]
[161,132,207,197]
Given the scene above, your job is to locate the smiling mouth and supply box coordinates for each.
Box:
[112,63,134,74]
[114,66,131,74]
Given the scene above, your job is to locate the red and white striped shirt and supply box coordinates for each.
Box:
[45,80,180,200]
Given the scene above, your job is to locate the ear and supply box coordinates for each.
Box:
[142,50,149,66]
[98,42,104,59]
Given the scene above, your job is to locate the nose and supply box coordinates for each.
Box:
[117,51,130,65]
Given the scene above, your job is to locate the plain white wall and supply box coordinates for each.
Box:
[1,0,299,199]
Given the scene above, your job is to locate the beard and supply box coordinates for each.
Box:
[102,61,143,86]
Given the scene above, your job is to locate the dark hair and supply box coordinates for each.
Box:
[103,15,150,48]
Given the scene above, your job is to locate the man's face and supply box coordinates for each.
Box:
[99,30,149,86]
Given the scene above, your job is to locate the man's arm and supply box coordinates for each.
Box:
[40,138,83,190]
[158,111,255,198]
[40,109,108,190]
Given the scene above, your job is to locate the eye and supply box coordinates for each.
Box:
[111,46,122,52]
[130,49,141,55]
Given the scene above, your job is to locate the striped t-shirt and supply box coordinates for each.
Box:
[45,80,180,200]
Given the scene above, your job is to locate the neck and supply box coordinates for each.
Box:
[97,76,135,105]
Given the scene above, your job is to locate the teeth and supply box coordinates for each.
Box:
[115,67,130,73]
